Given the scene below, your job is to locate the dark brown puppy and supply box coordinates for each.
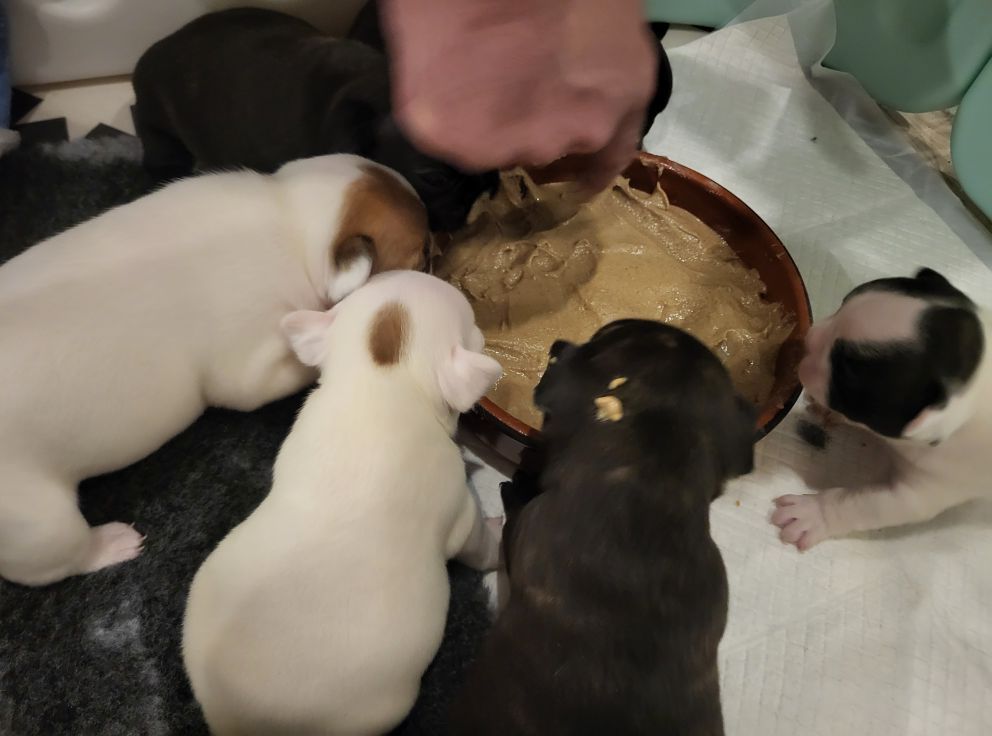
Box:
[132,7,496,232]
[450,319,755,736]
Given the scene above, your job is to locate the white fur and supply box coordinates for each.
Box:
[327,247,374,304]
[775,303,992,551]
[182,271,502,736]
[0,154,409,586]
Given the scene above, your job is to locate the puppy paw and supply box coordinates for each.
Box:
[81,522,145,573]
[771,495,828,551]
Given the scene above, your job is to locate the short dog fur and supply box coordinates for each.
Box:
[183,271,503,736]
[132,6,497,232]
[0,154,427,586]
[449,319,756,736]
[773,267,992,550]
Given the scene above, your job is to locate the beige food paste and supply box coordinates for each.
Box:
[437,170,794,428]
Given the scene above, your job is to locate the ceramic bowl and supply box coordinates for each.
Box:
[459,152,812,466]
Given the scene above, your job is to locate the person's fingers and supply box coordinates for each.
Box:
[509,92,630,173]
[563,107,645,194]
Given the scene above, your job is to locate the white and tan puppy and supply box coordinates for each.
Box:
[183,271,502,736]
[772,268,991,550]
[0,154,428,586]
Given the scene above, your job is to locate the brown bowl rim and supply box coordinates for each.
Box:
[472,152,813,443]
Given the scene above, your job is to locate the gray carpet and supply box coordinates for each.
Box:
[0,135,490,736]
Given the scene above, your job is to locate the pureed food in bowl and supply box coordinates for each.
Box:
[436,165,797,430]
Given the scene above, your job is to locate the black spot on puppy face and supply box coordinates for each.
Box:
[827,339,942,437]
[535,320,756,484]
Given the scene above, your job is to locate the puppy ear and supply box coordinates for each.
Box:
[281,310,336,367]
[914,268,952,289]
[328,235,374,303]
[548,340,577,364]
[722,395,757,481]
[437,345,503,413]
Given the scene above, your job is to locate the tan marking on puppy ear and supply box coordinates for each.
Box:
[368,301,409,366]
[332,164,430,280]
[594,395,624,422]
[608,376,627,390]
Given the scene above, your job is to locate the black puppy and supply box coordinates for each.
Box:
[132,7,496,232]
[348,1,674,142]
[449,319,755,736]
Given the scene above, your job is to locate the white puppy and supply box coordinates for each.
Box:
[0,154,428,586]
[771,268,991,550]
[183,271,502,736]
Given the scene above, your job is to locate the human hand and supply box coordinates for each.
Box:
[380,0,658,194]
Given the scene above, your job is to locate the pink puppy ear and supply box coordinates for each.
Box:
[437,345,503,413]
[280,310,336,367]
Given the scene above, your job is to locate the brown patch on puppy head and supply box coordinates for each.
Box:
[333,164,429,275]
[368,301,409,366]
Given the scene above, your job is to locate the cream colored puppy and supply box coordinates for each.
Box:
[0,154,428,586]
[183,271,502,736]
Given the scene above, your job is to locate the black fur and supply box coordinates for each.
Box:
[347,0,386,52]
[132,7,497,232]
[828,268,984,437]
[449,320,755,736]
[348,1,674,143]
[642,31,674,141]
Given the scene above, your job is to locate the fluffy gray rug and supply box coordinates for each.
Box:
[0,135,490,736]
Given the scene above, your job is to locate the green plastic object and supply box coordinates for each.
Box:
[644,0,992,221]
[642,0,751,27]
[951,54,992,223]
[825,0,992,113]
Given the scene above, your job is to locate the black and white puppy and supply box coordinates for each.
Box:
[449,319,756,736]
[348,1,674,142]
[773,267,990,550]
[132,7,497,232]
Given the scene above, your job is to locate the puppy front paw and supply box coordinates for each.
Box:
[81,522,145,573]
[771,495,829,551]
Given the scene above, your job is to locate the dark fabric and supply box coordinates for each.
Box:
[0,138,490,736]
[9,89,42,127]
